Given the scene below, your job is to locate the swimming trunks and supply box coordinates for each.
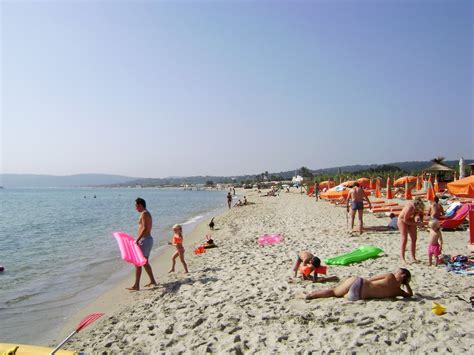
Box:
[428,243,441,256]
[347,277,364,301]
[351,201,364,211]
[138,236,153,258]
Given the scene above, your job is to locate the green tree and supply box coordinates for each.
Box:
[298,166,313,178]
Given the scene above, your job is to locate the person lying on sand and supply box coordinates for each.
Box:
[202,235,216,249]
[297,268,413,300]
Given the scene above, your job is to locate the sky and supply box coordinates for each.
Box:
[1,0,472,178]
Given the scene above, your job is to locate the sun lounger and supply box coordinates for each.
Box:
[440,204,473,230]
[371,206,403,213]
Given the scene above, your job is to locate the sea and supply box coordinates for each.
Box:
[0,187,227,344]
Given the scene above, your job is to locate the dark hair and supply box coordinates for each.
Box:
[434,196,439,203]
[389,213,396,219]
[311,257,321,268]
[135,197,146,208]
[400,268,411,284]
[353,182,360,187]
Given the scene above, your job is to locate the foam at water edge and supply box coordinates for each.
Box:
[182,215,204,225]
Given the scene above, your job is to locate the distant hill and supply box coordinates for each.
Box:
[2,159,471,188]
[108,159,473,187]
[0,174,138,188]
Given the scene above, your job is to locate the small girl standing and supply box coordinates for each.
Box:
[168,224,189,273]
[427,219,443,266]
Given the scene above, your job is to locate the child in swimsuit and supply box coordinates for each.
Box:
[427,219,443,266]
[293,251,321,281]
[168,224,189,273]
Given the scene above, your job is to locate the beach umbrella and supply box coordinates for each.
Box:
[434,175,440,193]
[375,179,382,198]
[370,178,376,190]
[404,180,412,200]
[394,176,417,186]
[426,183,435,201]
[415,176,421,191]
[460,157,465,179]
[357,178,370,189]
[386,176,393,199]
[342,180,357,187]
[447,175,474,198]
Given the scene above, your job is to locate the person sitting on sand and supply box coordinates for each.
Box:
[346,182,372,234]
[298,268,413,300]
[427,219,443,266]
[202,235,216,249]
[243,196,248,205]
[388,213,398,230]
[168,224,189,274]
[429,196,444,220]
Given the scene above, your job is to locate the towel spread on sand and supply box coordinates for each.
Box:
[446,256,474,275]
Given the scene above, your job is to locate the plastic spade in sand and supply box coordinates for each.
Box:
[50,313,104,355]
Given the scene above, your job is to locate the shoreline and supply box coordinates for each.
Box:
[52,199,232,347]
[62,189,473,353]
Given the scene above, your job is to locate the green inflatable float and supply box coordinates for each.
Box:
[324,245,384,266]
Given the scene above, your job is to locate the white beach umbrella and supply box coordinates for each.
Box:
[459,157,465,179]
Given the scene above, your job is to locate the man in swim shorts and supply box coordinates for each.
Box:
[346,182,372,234]
[298,268,413,301]
[127,198,157,291]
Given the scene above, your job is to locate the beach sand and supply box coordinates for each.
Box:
[60,190,473,353]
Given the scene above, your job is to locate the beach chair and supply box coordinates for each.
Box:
[469,210,474,253]
[440,203,474,230]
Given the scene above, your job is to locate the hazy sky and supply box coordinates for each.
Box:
[1,0,472,177]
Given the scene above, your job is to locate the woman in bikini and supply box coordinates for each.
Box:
[398,197,425,264]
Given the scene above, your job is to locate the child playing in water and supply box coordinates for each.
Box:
[168,224,189,273]
[427,219,443,266]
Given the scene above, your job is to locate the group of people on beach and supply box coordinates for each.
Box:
[127,198,189,291]
[129,184,446,302]
[293,180,450,301]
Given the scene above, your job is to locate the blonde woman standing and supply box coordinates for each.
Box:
[397,198,425,264]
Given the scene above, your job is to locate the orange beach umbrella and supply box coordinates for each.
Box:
[386,176,393,199]
[394,176,417,186]
[342,180,357,187]
[369,178,377,190]
[415,176,421,191]
[357,178,370,189]
[447,175,474,198]
[375,179,382,198]
[434,176,440,193]
[404,181,412,200]
[426,183,435,201]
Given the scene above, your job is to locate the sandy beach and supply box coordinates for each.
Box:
[60,189,473,353]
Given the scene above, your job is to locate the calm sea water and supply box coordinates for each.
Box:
[0,188,227,344]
